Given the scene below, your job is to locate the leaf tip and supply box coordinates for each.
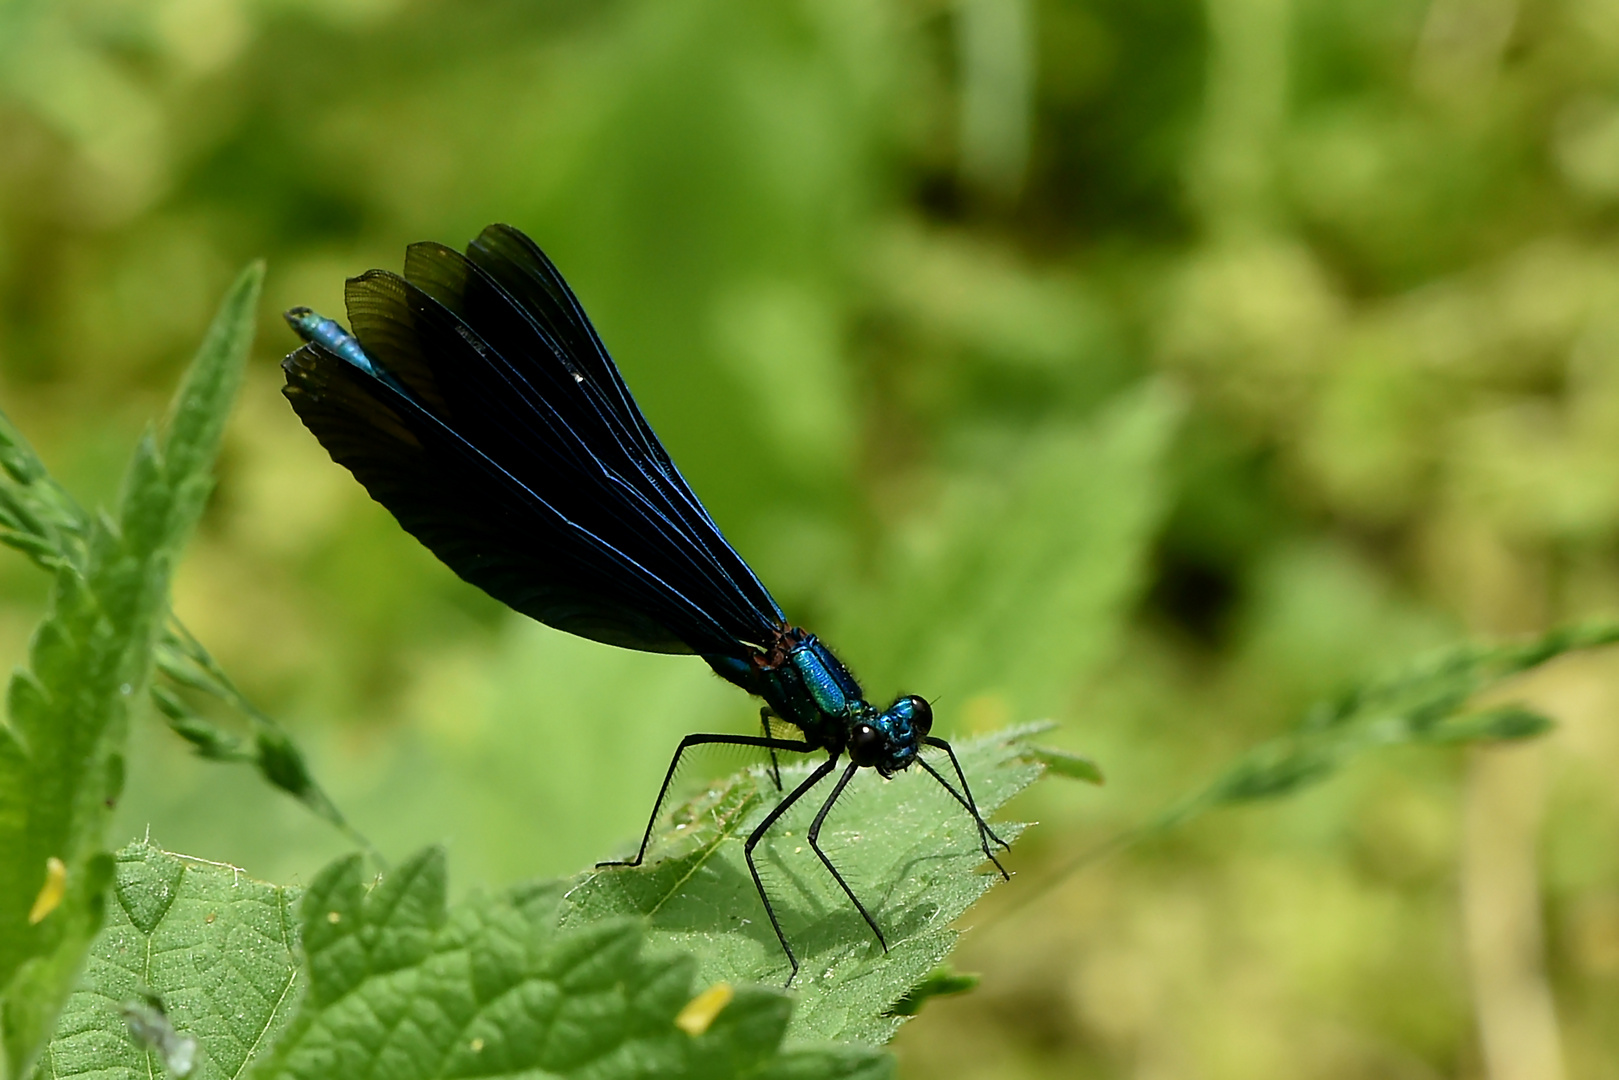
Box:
[885,965,981,1016]
[1023,744,1105,785]
[230,259,267,303]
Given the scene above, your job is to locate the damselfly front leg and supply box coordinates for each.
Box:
[919,736,1011,878]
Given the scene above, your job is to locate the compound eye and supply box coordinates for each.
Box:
[906,695,933,738]
[849,722,884,767]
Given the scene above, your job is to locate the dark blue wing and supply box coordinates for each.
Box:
[281,227,786,659]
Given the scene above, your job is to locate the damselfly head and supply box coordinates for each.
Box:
[893,694,933,738]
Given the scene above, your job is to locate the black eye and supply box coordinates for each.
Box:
[907,696,933,738]
[849,723,884,766]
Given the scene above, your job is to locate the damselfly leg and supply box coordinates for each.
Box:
[807,760,886,951]
[760,708,784,791]
[920,736,1011,878]
[742,755,838,986]
[597,732,816,869]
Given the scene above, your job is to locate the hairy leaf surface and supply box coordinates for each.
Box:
[252,847,890,1080]
[37,842,302,1080]
[564,727,1044,1044]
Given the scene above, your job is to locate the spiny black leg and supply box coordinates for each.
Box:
[598,733,814,869]
[917,755,1010,880]
[760,708,783,792]
[745,755,839,986]
[924,735,1012,851]
[807,761,886,951]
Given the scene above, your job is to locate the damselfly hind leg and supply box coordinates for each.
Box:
[597,732,815,869]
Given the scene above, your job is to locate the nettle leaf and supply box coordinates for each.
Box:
[37,841,302,1080]
[0,264,262,1078]
[253,847,891,1080]
[44,729,1046,1080]
[561,726,1045,1045]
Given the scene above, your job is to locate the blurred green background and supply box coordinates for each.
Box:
[4,0,1619,1076]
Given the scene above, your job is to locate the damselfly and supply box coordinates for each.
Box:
[282,225,1010,982]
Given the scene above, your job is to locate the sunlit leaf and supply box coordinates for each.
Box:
[564,726,1045,1045]
[38,842,301,1080]
[250,847,892,1080]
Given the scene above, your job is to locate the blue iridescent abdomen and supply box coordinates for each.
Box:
[284,307,384,378]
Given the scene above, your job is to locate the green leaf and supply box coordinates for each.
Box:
[0,411,89,573]
[561,726,1044,1045]
[0,264,262,1079]
[882,965,979,1017]
[1020,745,1104,784]
[36,841,302,1080]
[1158,620,1619,828]
[252,847,892,1080]
[1424,705,1555,744]
[159,265,261,501]
[46,730,1053,1080]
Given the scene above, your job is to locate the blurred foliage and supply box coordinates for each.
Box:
[4,0,1619,1077]
[0,261,256,1078]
